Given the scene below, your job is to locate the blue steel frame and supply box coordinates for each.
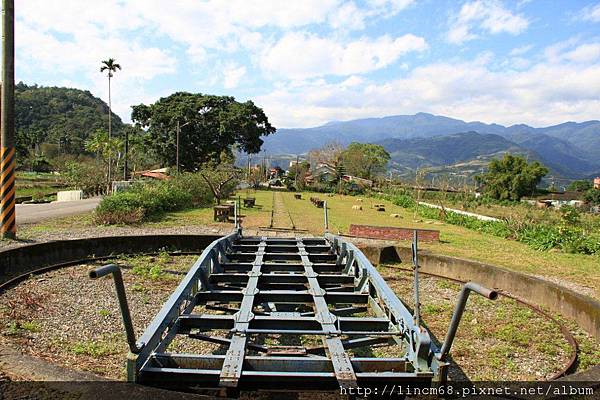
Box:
[116,228,498,392]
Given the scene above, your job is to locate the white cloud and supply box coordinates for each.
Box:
[329,2,368,30]
[580,3,600,22]
[260,32,427,79]
[563,43,600,63]
[509,44,533,56]
[223,64,247,89]
[545,38,600,64]
[447,0,529,44]
[256,41,600,128]
[124,0,415,60]
[328,0,415,30]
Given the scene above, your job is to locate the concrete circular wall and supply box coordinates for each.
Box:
[354,241,600,342]
[0,234,220,285]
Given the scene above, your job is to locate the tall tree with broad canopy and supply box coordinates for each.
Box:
[131,92,275,171]
[475,154,549,201]
[341,142,390,180]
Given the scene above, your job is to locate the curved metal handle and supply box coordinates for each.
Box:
[89,264,120,279]
[90,264,140,353]
[437,282,497,361]
[463,282,498,300]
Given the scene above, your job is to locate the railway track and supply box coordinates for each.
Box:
[267,191,299,231]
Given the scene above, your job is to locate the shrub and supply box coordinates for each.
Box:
[30,155,52,173]
[375,187,599,255]
[94,180,193,225]
[391,194,416,208]
[62,160,106,195]
[170,173,214,206]
[94,191,147,224]
[584,188,600,206]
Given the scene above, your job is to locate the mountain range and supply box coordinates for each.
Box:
[262,113,600,179]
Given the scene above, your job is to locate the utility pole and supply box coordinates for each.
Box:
[123,127,129,180]
[1,0,16,239]
[176,120,190,174]
[294,154,299,189]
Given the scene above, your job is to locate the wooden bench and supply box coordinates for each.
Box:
[294,193,302,200]
[310,197,325,208]
[373,203,386,212]
[214,204,234,222]
[243,198,256,207]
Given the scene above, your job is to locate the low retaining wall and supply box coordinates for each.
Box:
[0,235,220,283]
[57,190,83,202]
[354,242,600,341]
[349,224,440,242]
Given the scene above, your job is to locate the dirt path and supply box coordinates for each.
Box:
[269,192,295,229]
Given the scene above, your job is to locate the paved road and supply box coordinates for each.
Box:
[418,201,500,222]
[16,197,102,225]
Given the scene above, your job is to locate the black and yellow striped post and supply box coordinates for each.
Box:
[1,0,16,239]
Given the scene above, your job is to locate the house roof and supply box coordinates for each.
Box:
[139,171,171,180]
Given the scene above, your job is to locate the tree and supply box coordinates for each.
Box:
[61,160,106,195]
[341,142,390,180]
[584,188,600,205]
[567,180,593,192]
[14,83,126,159]
[85,129,123,183]
[308,141,343,169]
[199,162,240,204]
[286,160,310,190]
[125,125,157,173]
[100,58,121,183]
[475,154,549,201]
[131,92,275,171]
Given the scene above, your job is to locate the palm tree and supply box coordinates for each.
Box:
[100,58,121,186]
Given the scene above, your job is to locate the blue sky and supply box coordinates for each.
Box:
[9,0,600,128]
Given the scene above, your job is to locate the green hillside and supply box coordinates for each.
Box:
[14,82,124,159]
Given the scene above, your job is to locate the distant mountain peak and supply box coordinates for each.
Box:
[262,112,600,178]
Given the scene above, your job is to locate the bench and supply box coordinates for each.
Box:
[310,197,325,208]
[214,204,234,222]
[373,203,386,212]
[243,198,256,207]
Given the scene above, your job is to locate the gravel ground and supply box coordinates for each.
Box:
[0,254,200,379]
[378,266,594,381]
[0,225,233,251]
[0,224,319,252]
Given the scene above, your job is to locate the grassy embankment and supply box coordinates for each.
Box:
[15,172,68,200]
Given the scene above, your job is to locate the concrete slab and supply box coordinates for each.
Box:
[56,190,83,202]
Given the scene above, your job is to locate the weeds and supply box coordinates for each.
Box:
[71,340,119,357]
[382,190,600,256]
[5,320,41,335]
[98,309,111,317]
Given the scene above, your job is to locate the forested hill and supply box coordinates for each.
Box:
[15,82,124,157]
